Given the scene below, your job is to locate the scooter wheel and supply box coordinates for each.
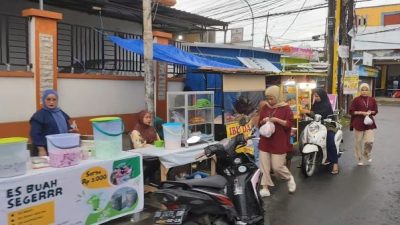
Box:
[301,152,317,177]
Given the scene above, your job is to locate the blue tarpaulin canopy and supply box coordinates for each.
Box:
[108,36,242,69]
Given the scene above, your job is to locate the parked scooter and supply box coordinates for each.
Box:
[300,114,343,177]
[153,122,264,225]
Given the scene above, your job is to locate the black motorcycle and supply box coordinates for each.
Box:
[153,131,264,225]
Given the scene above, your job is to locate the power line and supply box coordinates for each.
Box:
[230,2,327,23]
[277,0,308,38]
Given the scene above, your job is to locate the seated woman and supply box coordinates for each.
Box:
[130,110,160,148]
[300,89,339,174]
[30,89,79,156]
[130,110,161,185]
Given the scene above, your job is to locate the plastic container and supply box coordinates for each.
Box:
[81,140,95,159]
[0,137,29,178]
[154,140,164,148]
[90,117,124,159]
[162,122,183,149]
[46,133,81,168]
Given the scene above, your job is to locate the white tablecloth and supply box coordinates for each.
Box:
[129,142,217,169]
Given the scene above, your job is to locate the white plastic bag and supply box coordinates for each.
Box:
[364,116,373,125]
[259,121,275,138]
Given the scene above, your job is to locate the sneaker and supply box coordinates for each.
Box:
[357,162,364,166]
[259,188,270,197]
[368,158,372,163]
[287,175,296,193]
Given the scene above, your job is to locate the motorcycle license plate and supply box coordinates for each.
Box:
[153,209,186,225]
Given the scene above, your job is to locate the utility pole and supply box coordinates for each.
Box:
[143,0,154,112]
[345,0,355,112]
[326,0,335,93]
[332,0,342,95]
[346,0,354,71]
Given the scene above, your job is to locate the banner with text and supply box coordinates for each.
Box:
[0,153,143,225]
[343,71,359,94]
[226,120,254,154]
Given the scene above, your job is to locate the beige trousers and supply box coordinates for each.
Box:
[354,129,374,162]
[259,151,292,187]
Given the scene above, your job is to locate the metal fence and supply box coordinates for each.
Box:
[58,23,143,75]
[58,23,187,77]
[168,40,188,77]
[0,14,29,71]
[0,17,187,76]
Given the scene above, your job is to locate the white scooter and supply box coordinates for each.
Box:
[300,114,343,177]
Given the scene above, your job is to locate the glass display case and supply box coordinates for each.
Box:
[167,91,214,147]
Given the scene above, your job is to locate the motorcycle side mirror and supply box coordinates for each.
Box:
[238,116,248,126]
[187,136,201,144]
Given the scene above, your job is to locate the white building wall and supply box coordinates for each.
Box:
[0,77,35,122]
[57,79,146,117]
[167,81,184,92]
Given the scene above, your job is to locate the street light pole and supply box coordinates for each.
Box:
[241,0,254,47]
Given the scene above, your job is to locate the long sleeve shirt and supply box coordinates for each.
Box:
[258,105,293,154]
[130,130,160,149]
[349,96,378,131]
[30,109,71,148]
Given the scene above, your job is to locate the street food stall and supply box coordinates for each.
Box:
[265,70,327,144]
[0,125,144,225]
[188,68,271,142]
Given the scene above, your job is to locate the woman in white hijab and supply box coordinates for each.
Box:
[349,83,378,165]
[258,86,296,197]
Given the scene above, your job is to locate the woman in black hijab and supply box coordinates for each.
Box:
[304,89,333,119]
[301,89,339,174]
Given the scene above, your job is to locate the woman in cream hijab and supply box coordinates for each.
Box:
[258,85,296,197]
[349,83,378,165]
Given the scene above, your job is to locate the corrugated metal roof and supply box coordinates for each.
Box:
[29,0,228,33]
[237,57,281,73]
[349,25,400,51]
[185,42,283,55]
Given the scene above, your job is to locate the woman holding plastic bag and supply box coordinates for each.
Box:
[349,83,378,165]
[258,86,296,197]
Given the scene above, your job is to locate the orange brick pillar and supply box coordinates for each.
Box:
[153,31,173,121]
[22,9,63,110]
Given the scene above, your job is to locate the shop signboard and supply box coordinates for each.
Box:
[343,71,359,94]
[0,153,143,225]
[226,120,253,154]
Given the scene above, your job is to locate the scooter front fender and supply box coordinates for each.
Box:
[302,144,319,154]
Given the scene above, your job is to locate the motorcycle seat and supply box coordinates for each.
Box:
[175,175,227,190]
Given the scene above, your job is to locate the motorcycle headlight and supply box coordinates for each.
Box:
[234,157,242,165]
[308,123,320,135]
[238,165,247,173]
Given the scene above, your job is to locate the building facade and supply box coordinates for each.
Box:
[0,0,226,139]
[354,4,400,96]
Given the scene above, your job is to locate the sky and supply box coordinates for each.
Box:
[173,0,400,50]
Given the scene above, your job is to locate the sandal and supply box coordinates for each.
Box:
[331,164,339,175]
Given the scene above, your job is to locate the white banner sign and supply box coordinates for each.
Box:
[363,52,373,66]
[231,28,244,43]
[0,153,143,225]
